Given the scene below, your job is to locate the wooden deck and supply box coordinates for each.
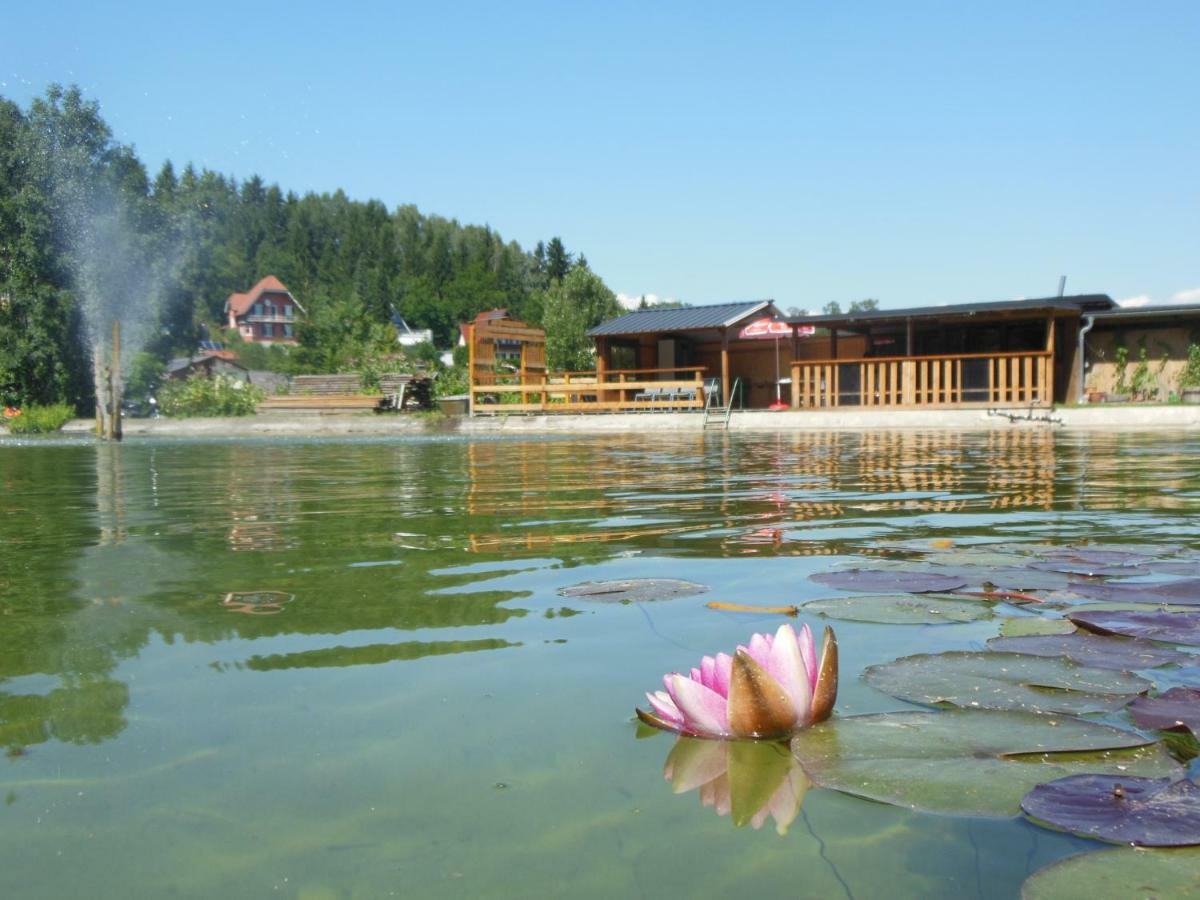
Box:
[790,350,1054,409]
[470,367,712,414]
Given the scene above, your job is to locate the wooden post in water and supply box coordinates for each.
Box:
[110,320,122,441]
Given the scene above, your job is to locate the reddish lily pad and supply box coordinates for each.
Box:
[1066,579,1200,607]
[1039,547,1158,567]
[1022,775,1200,847]
[1068,609,1200,646]
[1021,846,1200,900]
[1129,688,1200,738]
[802,593,993,625]
[809,569,967,593]
[788,709,1178,817]
[558,579,708,603]
[864,651,1152,715]
[985,633,1188,670]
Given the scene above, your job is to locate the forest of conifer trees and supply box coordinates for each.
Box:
[0,85,621,411]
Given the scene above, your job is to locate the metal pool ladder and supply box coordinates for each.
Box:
[703,377,741,431]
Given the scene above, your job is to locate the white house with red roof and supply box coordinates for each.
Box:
[224,276,305,344]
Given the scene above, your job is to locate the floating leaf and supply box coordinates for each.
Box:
[864,651,1152,715]
[1039,546,1158,566]
[986,633,1188,670]
[1030,560,1147,578]
[998,617,1076,637]
[1130,688,1200,738]
[1066,579,1200,607]
[1022,775,1200,847]
[788,709,1179,817]
[1021,846,1200,900]
[809,569,967,593]
[1069,609,1200,646]
[557,579,708,603]
[802,593,992,625]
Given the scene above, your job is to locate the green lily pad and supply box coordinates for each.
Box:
[998,617,1077,637]
[986,633,1189,670]
[802,593,993,625]
[809,568,968,593]
[557,579,708,603]
[864,651,1152,715]
[788,709,1180,817]
[1021,847,1200,900]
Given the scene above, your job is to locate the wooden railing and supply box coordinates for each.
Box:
[470,367,710,414]
[790,351,1053,409]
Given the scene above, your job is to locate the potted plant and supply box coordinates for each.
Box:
[1179,343,1200,404]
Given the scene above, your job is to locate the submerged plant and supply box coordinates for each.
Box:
[637,623,837,739]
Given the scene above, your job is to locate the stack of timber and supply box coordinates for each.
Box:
[257,373,434,414]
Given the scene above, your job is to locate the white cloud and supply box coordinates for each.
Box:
[1117,288,1200,308]
[617,292,677,310]
[1118,294,1153,308]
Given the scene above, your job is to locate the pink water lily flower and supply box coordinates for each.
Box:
[637,623,837,739]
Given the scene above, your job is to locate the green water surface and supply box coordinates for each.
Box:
[1,429,1198,898]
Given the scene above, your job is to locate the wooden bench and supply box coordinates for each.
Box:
[256,373,433,414]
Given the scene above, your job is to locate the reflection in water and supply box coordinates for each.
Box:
[464,430,1065,556]
[660,736,810,835]
[221,591,294,615]
[1,431,1198,897]
[228,638,520,671]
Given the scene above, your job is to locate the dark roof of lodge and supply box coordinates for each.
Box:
[785,294,1117,327]
[1090,303,1200,323]
[587,300,775,336]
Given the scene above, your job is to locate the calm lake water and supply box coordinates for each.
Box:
[1,429,1198,898]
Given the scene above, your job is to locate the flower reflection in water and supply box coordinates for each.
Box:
[663,737,810,835]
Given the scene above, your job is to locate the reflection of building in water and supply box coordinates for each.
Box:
[465,437,714,553]
[224,446,298,552]
[463,431,1061,557]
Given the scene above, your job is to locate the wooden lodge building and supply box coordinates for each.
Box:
[468,292,1200,414]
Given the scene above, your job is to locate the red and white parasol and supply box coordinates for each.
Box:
[737,317,800,409]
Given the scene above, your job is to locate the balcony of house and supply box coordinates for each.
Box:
[243,312,296,324]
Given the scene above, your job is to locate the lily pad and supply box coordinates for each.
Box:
[1068,609,1200,646]
[998,617,1077,637]
[1030,560,1147,578]
[557,579,708,603]
[863,651,1152,715]
[1130,688,1200,738]
[1022,775,1200,846]
[1066,579,1200,607]
[985,633,1188,670]
[1021,846,1200,900]
[808,569,967,593]
[802,594,993,625]
[788,709,1180,817]
[1039,546,1158,566]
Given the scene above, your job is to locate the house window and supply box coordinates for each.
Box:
[253,303,261,316]
[264,301,274,318]
[285,305,293,318]
[283,324,293,337]
[262,323,274,338]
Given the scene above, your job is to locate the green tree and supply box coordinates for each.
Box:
[542,267,621,371]
[546,237,572,283]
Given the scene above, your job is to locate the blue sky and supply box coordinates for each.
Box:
[3,1,1197,311]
